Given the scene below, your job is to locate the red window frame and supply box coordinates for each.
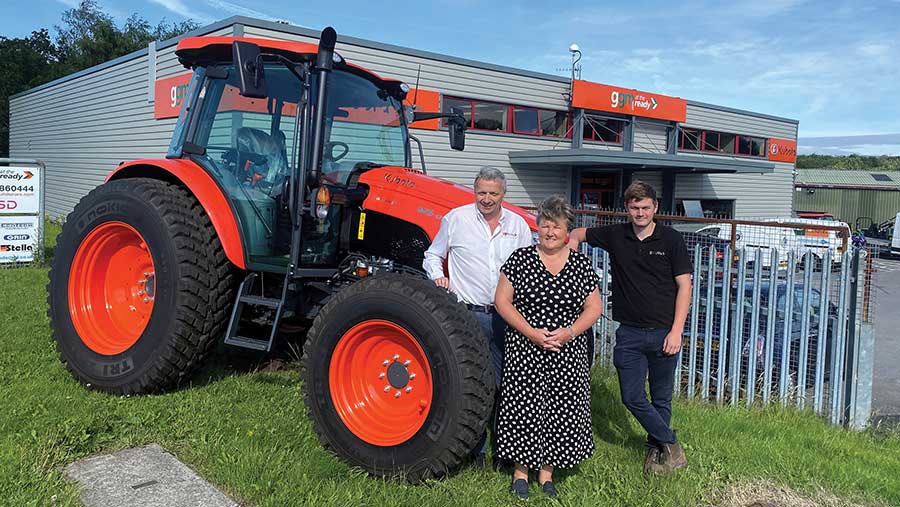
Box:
[583,115,624,144]
[512,106,541,136]
[537,109,571,138]
[679,128,702,151]
[702,131,720,152]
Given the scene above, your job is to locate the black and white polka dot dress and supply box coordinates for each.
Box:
[496,245,599,470]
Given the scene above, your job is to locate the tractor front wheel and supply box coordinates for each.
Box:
[303,273,493,482]
[48,178,234,394]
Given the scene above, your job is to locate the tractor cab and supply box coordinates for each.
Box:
[169,34,463,271]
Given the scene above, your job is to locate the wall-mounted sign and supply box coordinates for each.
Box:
[154,73,193,119]
[572,80,687,123]
[0,167,41,214]
[767,137,797,163]
[0,215,39,263]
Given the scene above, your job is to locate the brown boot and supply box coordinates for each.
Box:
[649,442,688,475]
[642,446,660,478]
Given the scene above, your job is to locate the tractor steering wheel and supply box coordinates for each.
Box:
[325,141,350,162]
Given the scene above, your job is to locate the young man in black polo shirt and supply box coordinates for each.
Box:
[569,181,692,476]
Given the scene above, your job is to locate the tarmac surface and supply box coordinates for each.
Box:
[872,257,900,419]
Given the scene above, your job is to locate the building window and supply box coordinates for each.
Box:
[680,127,768,158]
[473,101,507,131]
[583,115,624,144]
[442,96,569,138]
[676,199,735,218]
[680,128,702,150]
[513,107,540,135]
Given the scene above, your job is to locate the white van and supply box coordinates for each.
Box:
[892,212,900,257]
[696,217,850,268]
[765,217,850,265]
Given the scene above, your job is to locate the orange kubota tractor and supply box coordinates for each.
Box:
[48,27,537,482]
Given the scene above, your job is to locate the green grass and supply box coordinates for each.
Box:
[1,221,899,506]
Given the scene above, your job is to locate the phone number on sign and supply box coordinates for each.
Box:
[0,185,34,193]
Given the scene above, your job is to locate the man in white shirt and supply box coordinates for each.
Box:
[423,166,532,467]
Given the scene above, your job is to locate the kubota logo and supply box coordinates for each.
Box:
[0,244,32,252]
[770,143,796,157]
[384,174,415,188]
[3,234,29,241]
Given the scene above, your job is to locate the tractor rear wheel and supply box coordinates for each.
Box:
[302,273,493,483]
[48,178,234,394]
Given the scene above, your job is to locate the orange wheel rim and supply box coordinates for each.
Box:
[68,221,156,356]
[329,320,433,446]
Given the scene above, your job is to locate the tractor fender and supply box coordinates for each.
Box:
[107,159,246,269]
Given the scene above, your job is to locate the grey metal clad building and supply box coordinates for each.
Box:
[9,16,799,220]
[795,168,900,228]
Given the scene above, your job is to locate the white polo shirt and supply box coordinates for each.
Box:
[423,203,533,306]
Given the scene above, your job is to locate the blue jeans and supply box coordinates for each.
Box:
[470,309,506,457]
[613,325,679,448]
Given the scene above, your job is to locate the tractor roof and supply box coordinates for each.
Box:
[175,36,405,91]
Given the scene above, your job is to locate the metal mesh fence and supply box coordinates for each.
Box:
[575,209,871,425]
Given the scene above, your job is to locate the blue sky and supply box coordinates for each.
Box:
[3,0,900,155]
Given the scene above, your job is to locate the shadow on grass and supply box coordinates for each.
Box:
[590,369,644,451]
[188,331,306,389]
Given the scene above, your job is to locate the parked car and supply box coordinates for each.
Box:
[682,281,838,392]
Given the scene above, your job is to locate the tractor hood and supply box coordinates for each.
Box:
[357,167,537,240]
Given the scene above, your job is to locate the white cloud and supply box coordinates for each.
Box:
[149,0,215,23]
[55,0,80,7]
[204,0,296,24]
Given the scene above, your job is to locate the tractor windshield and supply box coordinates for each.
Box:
[191,63,407,192]
[186,62,408,269]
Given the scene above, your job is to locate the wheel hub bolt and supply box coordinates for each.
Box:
[382,360,389,366]
[137,290,144,296]
[394,391,401,398]
[383,386,390,392]
[409,373,416,380]
[392,354,400,361]
[143,297,149,303]
[378,372,385,379]
[405,387,412,393]
[403,360,410,366]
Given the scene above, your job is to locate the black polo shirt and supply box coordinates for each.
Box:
[586,222,691,329]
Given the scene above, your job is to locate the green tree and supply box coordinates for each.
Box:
[0,30,59,158]
[1,0,198,157]
[797,154,900,170]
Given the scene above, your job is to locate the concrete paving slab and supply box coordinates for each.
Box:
[65,444,238,507]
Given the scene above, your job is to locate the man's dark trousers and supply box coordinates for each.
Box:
[469,307,506,456]
[613,325,679,448]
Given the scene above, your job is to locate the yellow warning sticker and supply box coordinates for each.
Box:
[357,212,366,240]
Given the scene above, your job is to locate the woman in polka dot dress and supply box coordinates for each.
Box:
[494,195,603,500]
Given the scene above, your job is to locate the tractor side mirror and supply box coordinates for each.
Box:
[232,41,267,98]
[448,107,466,151]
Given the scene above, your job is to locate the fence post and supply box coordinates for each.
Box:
[843,248,860,427]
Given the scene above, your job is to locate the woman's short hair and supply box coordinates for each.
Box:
[536,195,574,231]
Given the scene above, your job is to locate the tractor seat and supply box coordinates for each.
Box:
[235,127,288,184]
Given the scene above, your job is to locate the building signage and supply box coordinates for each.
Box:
[0,216,39,263]
[572,80,687,122]
[768,138,797,163]
[154,73,193,119]
[0,167,41,214]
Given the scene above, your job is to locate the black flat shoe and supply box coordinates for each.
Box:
[510,478,528,500]
[540,481,558,498]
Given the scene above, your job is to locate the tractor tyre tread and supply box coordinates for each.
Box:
[48,178,234,394]
[302,272,493,483]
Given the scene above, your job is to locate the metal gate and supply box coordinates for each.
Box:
[580,211,875,428]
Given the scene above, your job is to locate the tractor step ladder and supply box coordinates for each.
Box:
[223,272,290,352]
